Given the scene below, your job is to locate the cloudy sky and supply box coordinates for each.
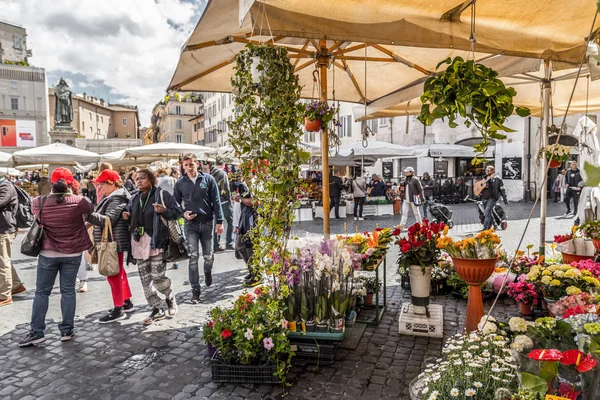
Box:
[3,0,207,126]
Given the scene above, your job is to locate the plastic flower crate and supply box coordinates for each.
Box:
[210,352,280,384]
[289,338,338,364]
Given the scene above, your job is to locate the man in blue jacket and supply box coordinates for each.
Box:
[174,154,224,304]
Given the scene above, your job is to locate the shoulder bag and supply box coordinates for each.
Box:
[159,190,190,262]
[97,218,120,276]
[20,196,48,257]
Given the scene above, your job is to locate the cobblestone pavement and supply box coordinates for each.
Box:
[0,201,573,399]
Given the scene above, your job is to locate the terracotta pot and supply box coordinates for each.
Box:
[519,302,533,316]
[593,238,600,253]
[364,293,374,305]
[561,252,595,264]
[548,159,561,168]
[451,257,498,332]
[304,117,322,132]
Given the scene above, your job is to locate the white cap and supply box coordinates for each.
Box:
[404,167,414,173]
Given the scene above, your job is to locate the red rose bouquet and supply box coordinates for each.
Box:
[397,220,447,274]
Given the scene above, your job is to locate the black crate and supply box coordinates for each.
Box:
[211,352,280,384]
[290,338,338,364]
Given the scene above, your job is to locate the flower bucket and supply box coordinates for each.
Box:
[561,252,595,264]
[593,238,600,253]
[519,302,533,316]
[409,265,432,315]
[549,158,561,168]
[451,257,498,332]
[304,117,322,132]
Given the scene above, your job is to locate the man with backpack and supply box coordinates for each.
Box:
[0,176,28,306]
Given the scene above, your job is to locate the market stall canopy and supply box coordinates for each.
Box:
[412,143,494,158]
[12,143,101,166]
[169,0,599,101]
[124,142,213,157]
[100,149,161,167]
[0,151,12,167]
[337,140,415,159]
[0,167,21,177]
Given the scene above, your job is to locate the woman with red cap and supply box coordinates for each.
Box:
[19,168,94,347]
[85,169,134,323]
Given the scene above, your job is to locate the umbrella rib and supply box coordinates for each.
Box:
[185,37,233,52]
[295,60,317,73]
[336,56,396,62]
[371,44,430,75]
[310,39,321,51]
[337,60,366,103]
[230,36,314,55]
[171,57,236,91]
[328,41,345,53]
[293,40,311,68]
[333,43,369,55]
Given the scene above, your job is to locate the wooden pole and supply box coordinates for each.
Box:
[539,60,552,256]
[319,40,331,239]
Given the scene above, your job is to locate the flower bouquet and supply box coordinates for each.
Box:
[555,227,595,262]
[548,293,597,318]
[507,275,540,315]
[344,228,392,270]
[526,264,600,301]
[538,143,570,168]
[303,100,340,132]
[511,245,545,276]
[572,259,600,277]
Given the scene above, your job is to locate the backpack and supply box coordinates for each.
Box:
[10,182,34,228]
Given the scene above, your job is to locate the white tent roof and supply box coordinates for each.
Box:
[12,143,100,166]
[0,151,12,167]
[412,143,494,158]
[337,140,415,158]
[124,142,213,157]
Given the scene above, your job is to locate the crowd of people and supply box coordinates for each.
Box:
[0,154,257,347]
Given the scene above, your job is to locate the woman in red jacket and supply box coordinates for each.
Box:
[19,168,94,347]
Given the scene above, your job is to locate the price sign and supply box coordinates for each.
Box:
[545,395,570,400]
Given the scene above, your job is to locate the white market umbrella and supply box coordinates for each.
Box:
[0,167,21,177]
[412,143,494,158]
[12,143,100,166]
[124,142,213,157]
[0,151,12,167]
[337,140,415,159]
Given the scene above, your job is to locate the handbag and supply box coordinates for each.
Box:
[97,218,120,276]
[20,196,48,257]
[159,190,190,262]
[413,194,422,206]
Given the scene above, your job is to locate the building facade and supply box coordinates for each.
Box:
[0,21,49,149]
[203,92,234,147]
[151,93,203,144]
[48,89,139,143]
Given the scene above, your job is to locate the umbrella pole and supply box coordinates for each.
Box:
[319,40,331,239]
[539,60,552,256]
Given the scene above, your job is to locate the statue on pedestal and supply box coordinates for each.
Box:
[54,78,73,128]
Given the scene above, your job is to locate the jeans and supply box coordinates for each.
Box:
[214,202,234,249]
[330,196,341,218]
[353,197,365,217]
[422,194,434,218]
[30,254,81,336]
[482,198,498,230]
[185,221,215,292]
[565,188,581,214]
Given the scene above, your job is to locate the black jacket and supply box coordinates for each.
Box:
[403,176,423,203]
[210,167,231,204]
[371,180,387,196]
[174,172,224,224]
[481,176,508,203]
[421,177,434,196]
[565,168,583,188]
[0,179,18,234]
[86,188,131,253]
[126,187,182,251]
[329,175,343,197]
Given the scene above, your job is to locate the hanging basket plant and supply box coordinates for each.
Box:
[418,57,531,160]
[537,143,571,168]
[303,100,341,132]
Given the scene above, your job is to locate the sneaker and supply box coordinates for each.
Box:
[19,332,45,347]
[354,217,358,220]
[190,290,201,304]
[225,245,235,251]
[166,297,178,316]
[244,276,261,287]
[214,247,226,253]
[0,297,13,307]
[563,212,573,217]
[358,217,365,221]
[205,272,213,287]
[61,331,75,342]
[244,272,253,280]
[123,299,135,313]
[11,284,26,296]
[143,308,165,325]
[99,308,126,324]
[78,281,88,293]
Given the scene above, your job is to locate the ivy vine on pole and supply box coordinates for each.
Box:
[229,43,310,293]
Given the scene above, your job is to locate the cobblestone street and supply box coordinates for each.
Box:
[0,201,576,399]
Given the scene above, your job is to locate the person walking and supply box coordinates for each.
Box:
[420,172,435,218]
[156,163,180,270]
[329,170,343,219]
[351,173,367,221]
[37,176,51,196]
[19,168,94,346]
[479,165,508,230]
[67,180,93,293]
[399,167,423,230]
[123,169,181,325]
[564,162,583,218]
[211,158,234,252]
[174,154,224,304]
[233,181,259,286]
[553,173,563,202]
[559,169,567,203]
[86,169,135,323]
[0,175,23,307]
[124,166,139,197]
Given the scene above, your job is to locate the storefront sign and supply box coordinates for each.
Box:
[0,119,36,147]
[434,160,448,178]
[502,157,522,180]
[382,161,393,179]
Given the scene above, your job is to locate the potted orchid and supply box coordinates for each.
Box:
[303,100,341,132]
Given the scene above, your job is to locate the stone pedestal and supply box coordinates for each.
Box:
[49,127,79,146]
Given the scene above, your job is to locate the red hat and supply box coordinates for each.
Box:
[51,168,75,185]
[94,169,121,184]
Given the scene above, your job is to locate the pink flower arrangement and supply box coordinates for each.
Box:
[550,293,597,317]
[571,259,600,277]
[507,274,539,305]
[263,337,274,351]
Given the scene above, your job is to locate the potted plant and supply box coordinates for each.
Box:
[525,264,600,307]
[303,100,341,132]
[538,143,571,168]
[437,228,502,332]
[555,227,596,263]
[360,276,382,305]
[202,308,222,358]
[397,220,447,315]
[579,220,600,252]
[418,56,530,158]
[507,274,540,315]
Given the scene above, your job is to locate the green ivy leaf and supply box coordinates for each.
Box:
[584,161,600,187]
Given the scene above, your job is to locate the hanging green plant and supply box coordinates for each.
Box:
[418,57,531,160]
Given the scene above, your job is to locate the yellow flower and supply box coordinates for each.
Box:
[549,279,561,286]
[443,226,449,235]
[540,276,552,285]
[542,270,552,276]
[566,286,582,295]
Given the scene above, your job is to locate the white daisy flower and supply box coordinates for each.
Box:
[465,372,473,377]
[465,388,476,397]
[474,382,483,388]
[450,388,460,397]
